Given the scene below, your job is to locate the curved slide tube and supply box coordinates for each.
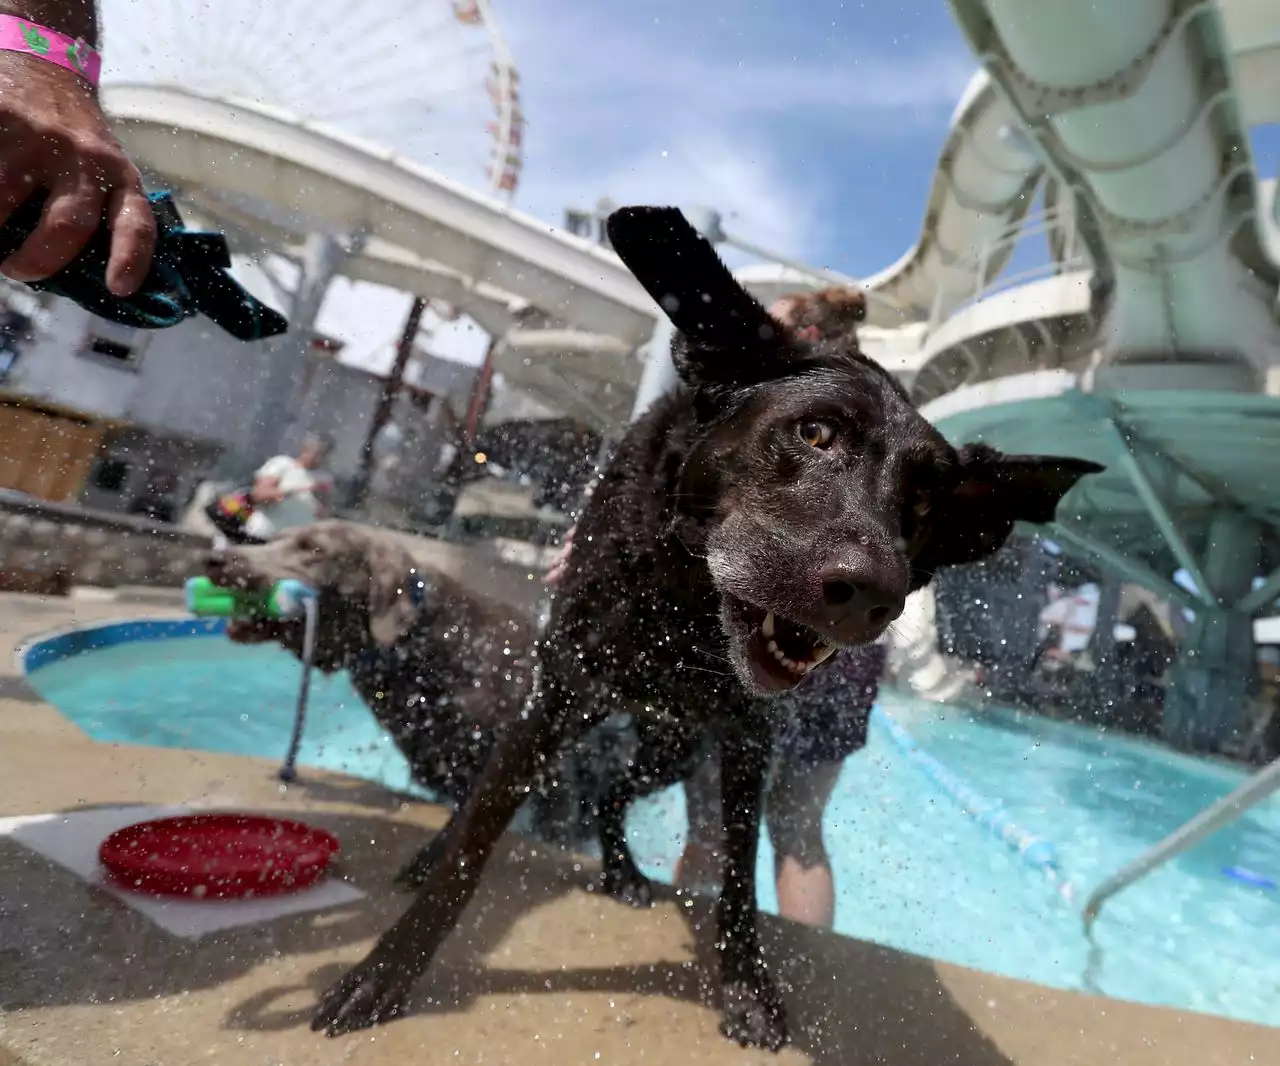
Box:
[947,0,1280,373]
[736,70,1045,330]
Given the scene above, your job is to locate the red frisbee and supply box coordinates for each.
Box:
[99,814,340,900]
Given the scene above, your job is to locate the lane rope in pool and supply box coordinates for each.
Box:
[878,711,1080,909]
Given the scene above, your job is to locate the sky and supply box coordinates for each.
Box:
[374,0,971,367]
[500,0,973,271]
[315,0,979,368]
[103,0,977,369]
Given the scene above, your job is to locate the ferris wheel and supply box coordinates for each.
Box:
[99,0,525,201]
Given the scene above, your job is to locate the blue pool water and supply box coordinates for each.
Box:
[23,630,1280,1028]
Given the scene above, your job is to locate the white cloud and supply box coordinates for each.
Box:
[518,135,817,260]
[499,2,973,260]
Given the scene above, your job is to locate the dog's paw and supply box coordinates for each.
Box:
[311,959,413,1037]
[601,867,655,908]
[719,975,789,1052]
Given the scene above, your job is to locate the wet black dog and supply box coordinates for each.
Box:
[311,207,1102,1050]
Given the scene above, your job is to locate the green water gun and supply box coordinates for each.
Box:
[184,577,316,619]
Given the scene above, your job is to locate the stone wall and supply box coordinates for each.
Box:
[0,497,211,595]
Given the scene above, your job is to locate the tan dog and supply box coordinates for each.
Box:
[205,521,535,811]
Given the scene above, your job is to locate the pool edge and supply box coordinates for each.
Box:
[17,616,228,678]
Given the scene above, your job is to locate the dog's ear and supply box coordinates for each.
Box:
[363,538,428,647]
[607,206,799,392]
[911,444,1103,582]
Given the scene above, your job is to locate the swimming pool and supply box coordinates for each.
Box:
[21,624,1280,1028]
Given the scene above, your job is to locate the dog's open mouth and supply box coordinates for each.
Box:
[726,599,837,693]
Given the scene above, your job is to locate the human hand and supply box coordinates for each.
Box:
[543,524,576,587]
[0,52,156,295]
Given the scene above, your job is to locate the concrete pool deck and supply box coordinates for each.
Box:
[0,591,1276,1066]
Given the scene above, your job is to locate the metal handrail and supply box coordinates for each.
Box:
[924,205,1091,341]
[1082,753,1280,933]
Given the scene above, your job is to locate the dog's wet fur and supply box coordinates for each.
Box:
[307,207,1102,1050]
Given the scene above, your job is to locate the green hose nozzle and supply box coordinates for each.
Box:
[185,576,316,620]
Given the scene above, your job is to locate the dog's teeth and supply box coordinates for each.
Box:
[767,639,779,654]
[762,611,775,638]
[812,643,838,665]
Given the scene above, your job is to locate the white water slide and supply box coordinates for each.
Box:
[887,0,1280,710]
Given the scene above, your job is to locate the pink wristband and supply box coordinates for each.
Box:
[0,14,101,85]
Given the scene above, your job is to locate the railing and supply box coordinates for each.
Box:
[924,204,1093,343]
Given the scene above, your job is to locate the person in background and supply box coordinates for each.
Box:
[547,285,879,928]
[0,2,156,295]
[246,432,335,538]
[673,285,880,927]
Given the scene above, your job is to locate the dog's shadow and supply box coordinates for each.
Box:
[223,829,1015,1066]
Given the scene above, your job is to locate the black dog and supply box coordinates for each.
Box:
[311,207,1102,1050]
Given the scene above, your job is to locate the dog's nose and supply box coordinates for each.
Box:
[817,560,904,636]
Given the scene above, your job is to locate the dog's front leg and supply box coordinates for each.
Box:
[312,690,575,1037]
[597,715,702,907]
[715,719,788,1051]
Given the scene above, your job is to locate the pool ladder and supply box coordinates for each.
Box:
[1082,753,1280,932]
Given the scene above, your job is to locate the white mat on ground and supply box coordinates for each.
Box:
[0,804,365,938]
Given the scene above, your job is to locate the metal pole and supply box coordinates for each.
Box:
[1082,752,1280,933]
[278,595,319,783]
[352,295,426,507]
[628,316,679,423]
[463,336,498,445]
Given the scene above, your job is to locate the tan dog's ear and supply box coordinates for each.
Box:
[362,536,427,646]
[288,521,424,647]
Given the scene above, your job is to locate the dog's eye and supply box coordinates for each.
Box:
[797,420,836,450]
[912,493,932,518]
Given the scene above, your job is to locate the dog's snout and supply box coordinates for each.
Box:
[816,558,905,637]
